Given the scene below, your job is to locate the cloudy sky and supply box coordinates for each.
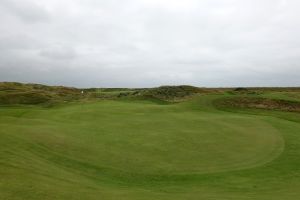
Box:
[0,0,300,88]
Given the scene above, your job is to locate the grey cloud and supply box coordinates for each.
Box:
[0,0,300,87]
[0,0,50,23]
[39,45,78,60]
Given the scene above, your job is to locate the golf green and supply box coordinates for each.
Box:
[1,95,300,200]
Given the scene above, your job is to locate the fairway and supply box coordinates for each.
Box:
[1,95,300,200]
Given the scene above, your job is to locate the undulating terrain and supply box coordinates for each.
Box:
[1,82,300,200]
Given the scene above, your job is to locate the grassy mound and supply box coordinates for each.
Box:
[0,91,52,104]
[0,82,82,105]
[216,97,300,112]
[0,82,209,104]
[140,85,204,101]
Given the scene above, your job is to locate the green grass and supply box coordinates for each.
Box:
[1,90,300,199]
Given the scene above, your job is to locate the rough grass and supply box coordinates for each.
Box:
[0,83,211,104]
[142,85,204,101]
[0,82,83,105]
[215,96,300,112]
[0,91,52,104]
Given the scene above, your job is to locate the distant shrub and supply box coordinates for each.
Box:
[234,87,248,92]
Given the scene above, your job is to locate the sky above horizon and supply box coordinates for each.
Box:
[0,0,300,88]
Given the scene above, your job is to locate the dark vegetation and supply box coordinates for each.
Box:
[1,82,300,113]
[0,82,216,105]
[87,85,211,101]
[0,82,82,105]
[216,97,300,113]
[139,85,206,101]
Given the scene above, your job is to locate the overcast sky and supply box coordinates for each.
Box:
[0,0,300,88]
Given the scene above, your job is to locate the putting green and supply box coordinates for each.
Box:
[1,96,300,200]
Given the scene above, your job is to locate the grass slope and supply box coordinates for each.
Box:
[1,85,300,199]
[0,82,83,105]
